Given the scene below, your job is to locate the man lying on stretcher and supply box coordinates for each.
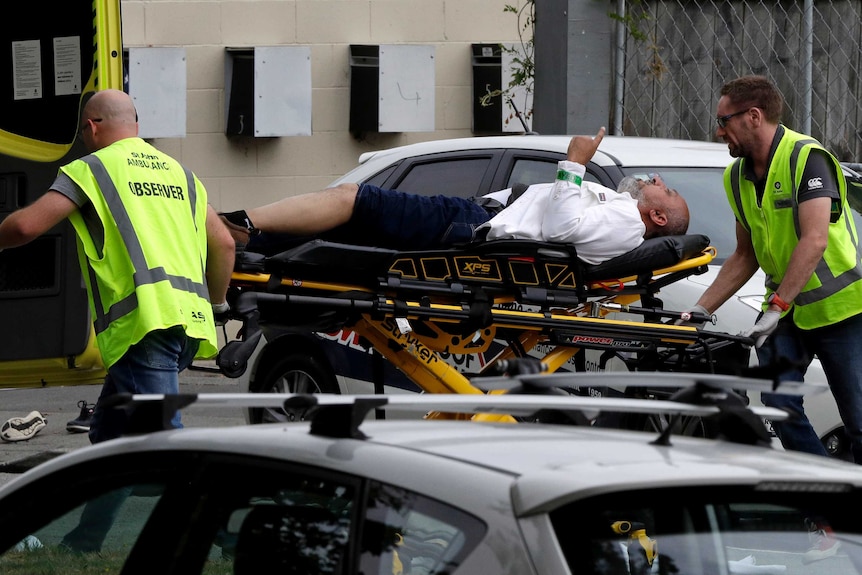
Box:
[221,127,690,265]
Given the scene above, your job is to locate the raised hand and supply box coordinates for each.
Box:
[566,126,606,164]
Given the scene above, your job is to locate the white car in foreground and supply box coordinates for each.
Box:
[0,374,859,573]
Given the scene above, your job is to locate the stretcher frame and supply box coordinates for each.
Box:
[218,235,753,421]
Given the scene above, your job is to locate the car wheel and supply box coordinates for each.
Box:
[249,352,340,424]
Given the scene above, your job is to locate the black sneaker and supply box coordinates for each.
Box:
[66,400,95,434]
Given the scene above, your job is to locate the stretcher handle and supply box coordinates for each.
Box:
[216,291,266,378]
[600,302,716,325]
[490,358,549,376]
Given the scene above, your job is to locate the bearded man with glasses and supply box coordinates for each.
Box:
[681,75,862,473]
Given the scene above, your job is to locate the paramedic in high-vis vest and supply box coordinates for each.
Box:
[682,76,862,469]
[0,89,235,443]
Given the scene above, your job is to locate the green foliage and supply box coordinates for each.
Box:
[608,0,651,42]
[609,1,666,79]
[482,0,665,124]
[478,1,535,130]
[502,1,535,95]
[0,546,234,575]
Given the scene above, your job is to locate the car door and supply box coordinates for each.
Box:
[0,0,123,387]
[493,148,624,192]
[0,449,486,575]
[369,149,505,198]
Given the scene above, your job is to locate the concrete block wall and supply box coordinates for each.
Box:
[120,0,526,212]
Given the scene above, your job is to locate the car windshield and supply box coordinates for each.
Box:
[623,167,862,265]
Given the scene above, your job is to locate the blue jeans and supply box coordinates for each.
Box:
[89,325,199,444]
[758,311,862,463]
[247,185,493,253]
[346,184,492,249]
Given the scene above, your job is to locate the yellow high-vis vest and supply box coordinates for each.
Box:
[61,137,217,368]
[726,127,862,329]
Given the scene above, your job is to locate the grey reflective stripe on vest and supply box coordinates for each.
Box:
[184,165,198,222]
[788,138,817,238]
[796,266,862,305]
[729,159,748,231]
[791,140,862,305]
[765,251,862,305]
[745,140,862,306]
[82,156,209,334]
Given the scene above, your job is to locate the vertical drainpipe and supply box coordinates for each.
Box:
[802,0,813,134]
[614,0,626,135]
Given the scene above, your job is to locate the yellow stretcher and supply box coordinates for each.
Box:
[217,234,752,421]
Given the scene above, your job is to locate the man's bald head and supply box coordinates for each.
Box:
[79,89,138,151]
[83,89,137,123]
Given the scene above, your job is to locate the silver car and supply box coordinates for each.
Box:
[0,375,860,574]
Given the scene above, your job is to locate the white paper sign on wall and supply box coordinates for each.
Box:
[378,45,435,133]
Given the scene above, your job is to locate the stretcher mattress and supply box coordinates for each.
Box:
[235,234,713,306]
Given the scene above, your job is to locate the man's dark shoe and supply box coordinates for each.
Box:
[66,400,95,434]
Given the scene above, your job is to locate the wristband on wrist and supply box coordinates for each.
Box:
[767,292,790,311]
[555,169,583,185]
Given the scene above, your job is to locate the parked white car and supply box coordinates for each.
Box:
[232,134,854,458]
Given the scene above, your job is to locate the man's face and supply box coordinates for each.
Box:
[715,95,753,159]
[626,174,668,201]
[640,180,682,208]
[644,178,688,219]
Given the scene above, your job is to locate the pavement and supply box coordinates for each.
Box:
[0,361,246,487]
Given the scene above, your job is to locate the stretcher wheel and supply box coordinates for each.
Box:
[217,341,250,378]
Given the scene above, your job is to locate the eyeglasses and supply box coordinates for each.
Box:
[78,118,103,135]
[716,109,750,129]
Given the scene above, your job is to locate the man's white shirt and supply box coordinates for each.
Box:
[480,160,645,264]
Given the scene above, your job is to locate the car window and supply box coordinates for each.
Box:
[507,157,603,190]
[0,451,485,575]
[625,167,862,264]
[392,157,494,198]
[363,164,398,188]
[507,158,556,188]
[360,481,486,575]
[552,485,862,575]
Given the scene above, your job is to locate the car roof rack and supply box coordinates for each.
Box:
[102,371,810,448]
[469,370,827,396]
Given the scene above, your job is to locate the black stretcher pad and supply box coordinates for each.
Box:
[237,234,710,295]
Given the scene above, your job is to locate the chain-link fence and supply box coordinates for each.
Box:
[615,0,862,161]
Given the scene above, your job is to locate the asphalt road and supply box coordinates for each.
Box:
[0,361,246,487]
